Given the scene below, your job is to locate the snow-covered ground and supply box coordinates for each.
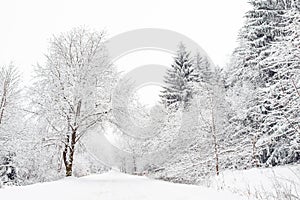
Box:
[1,166,299,200]
[207,165,300,200]
[0,170,246,200]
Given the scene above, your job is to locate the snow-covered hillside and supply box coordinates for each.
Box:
[0,170,246,200]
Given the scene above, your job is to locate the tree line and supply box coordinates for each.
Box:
[146,0,300,183]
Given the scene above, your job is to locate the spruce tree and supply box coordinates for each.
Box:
[225,0,293,168]
[194,52,213,84]
[232,0,288,86]
[257,2,300,165]
[160,43,197,109]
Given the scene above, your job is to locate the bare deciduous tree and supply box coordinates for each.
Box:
[0,65,19,127]
[0,64,20,184]
[31,27,116,176]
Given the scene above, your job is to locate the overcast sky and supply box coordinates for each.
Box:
[0,0,250,73]
[0,0,250,106]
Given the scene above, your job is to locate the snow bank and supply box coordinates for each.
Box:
[207,164,300,200]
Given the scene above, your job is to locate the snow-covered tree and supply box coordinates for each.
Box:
[0,65,56,186]
[194,52,213,84]
[0,64,21,185]
[31,27,116,176]
[192,65,230,176]
[153,53,230,182]
[111,79,171,174]
[160,43,198,109]
[257,3,300,165]
[231,0,291,86]
[0,65,20,130]
[224,0,297,168]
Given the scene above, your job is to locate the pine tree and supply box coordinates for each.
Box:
[231,0,289,86]
[225,0,293,168]
[160,43,197,109]
[154,56,230,181]
[257,2,300,165]
[194,52,213,84]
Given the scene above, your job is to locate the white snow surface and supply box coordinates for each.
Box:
[0,170,247,200]
[207,165,300,199]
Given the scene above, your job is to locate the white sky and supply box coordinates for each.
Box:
[0,0,250,106]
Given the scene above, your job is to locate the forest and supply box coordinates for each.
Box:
[0,1,299,199]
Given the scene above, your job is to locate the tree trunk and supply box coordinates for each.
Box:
[132,155,137,173]
[210,97,219,176]
[0,80,8,125]
[251,135,259,167]
[62,129,76,177]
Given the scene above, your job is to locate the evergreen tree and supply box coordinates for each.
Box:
[257,2,300,165]
[194,52,213,84]
[231,0,289,86]
[160,43,197,109]
[225,0,293,168]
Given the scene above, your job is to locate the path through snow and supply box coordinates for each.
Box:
[0,170,247,200]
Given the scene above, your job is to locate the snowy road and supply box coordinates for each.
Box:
[0,170,247,200]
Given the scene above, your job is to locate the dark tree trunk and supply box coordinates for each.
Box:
[0,80,8,125]
[62,129,77,177]
[132,155,137,173]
